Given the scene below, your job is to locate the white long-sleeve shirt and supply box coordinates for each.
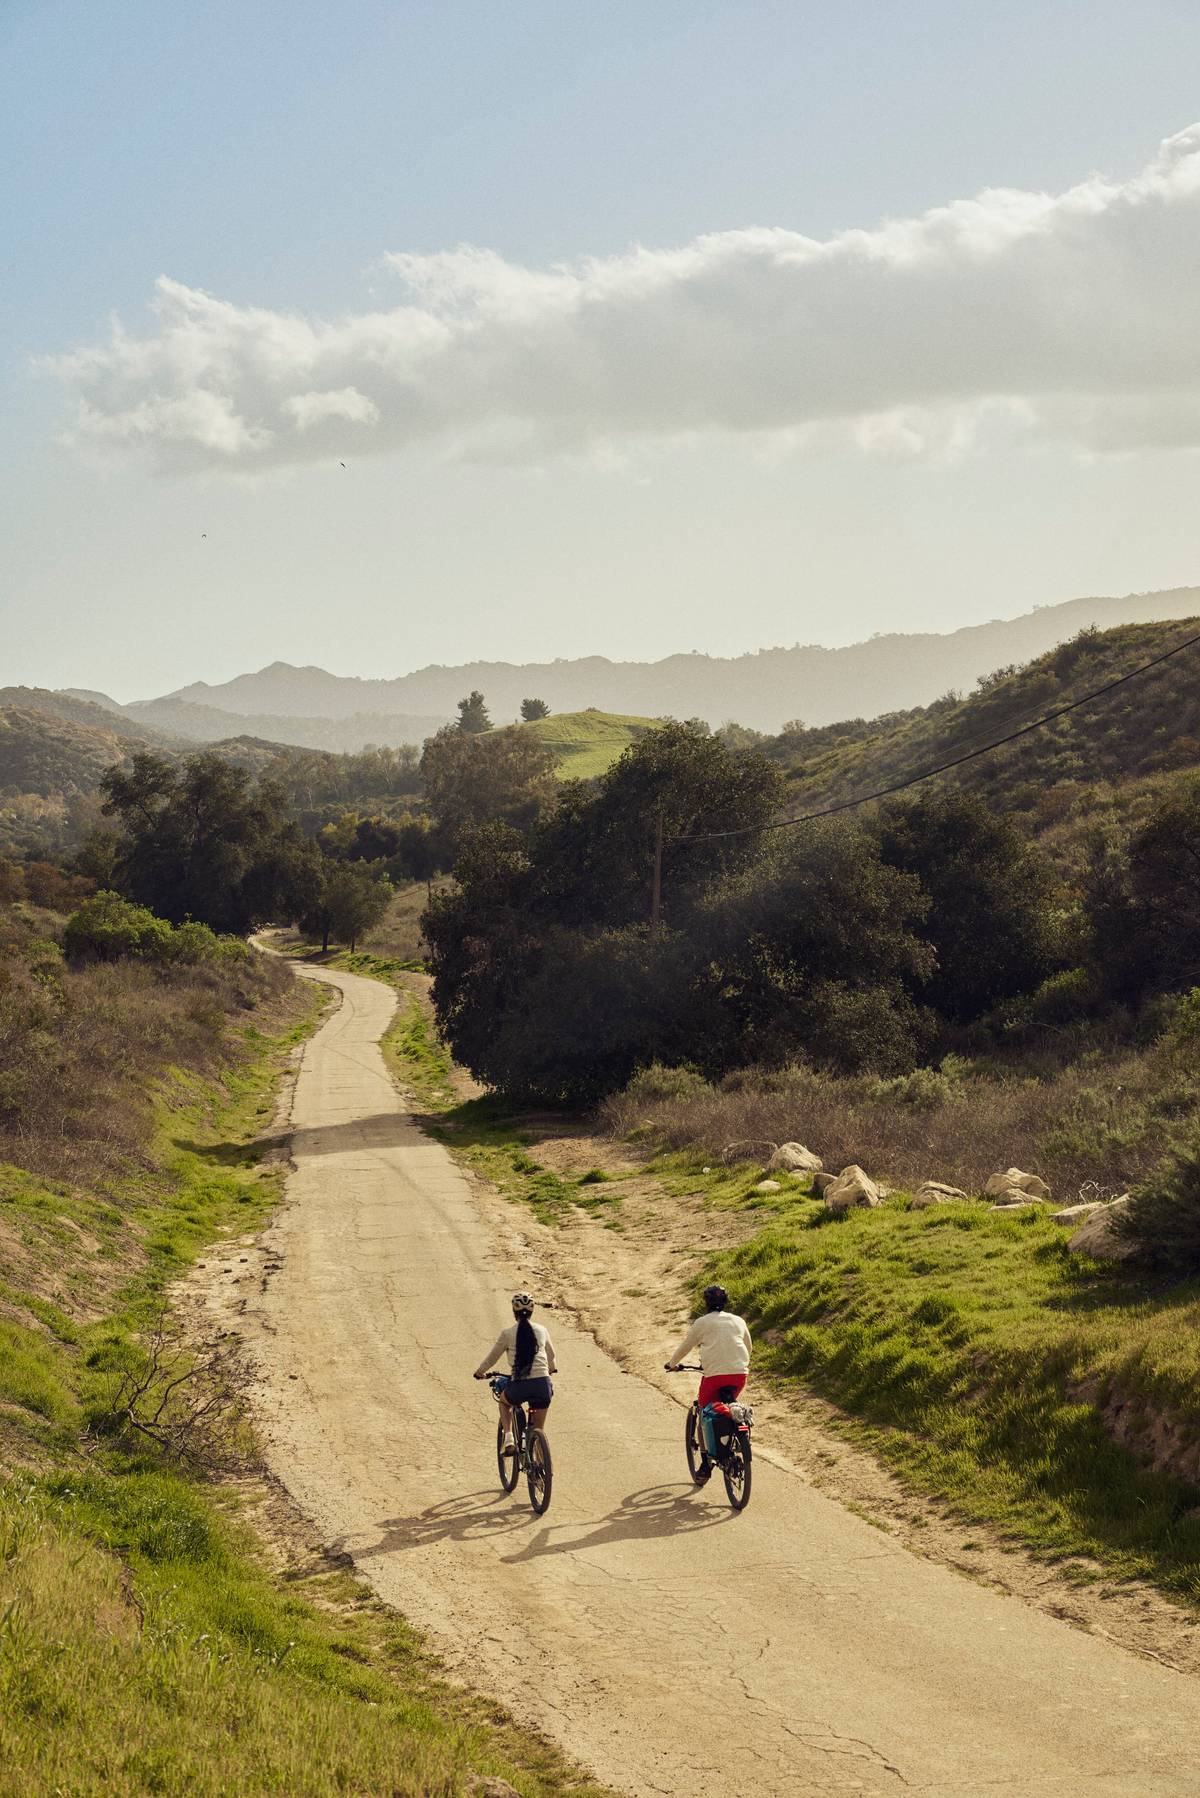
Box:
[475,1320,558,1380]
[668,1310,752,1374]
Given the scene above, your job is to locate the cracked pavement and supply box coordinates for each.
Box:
[215,962,1200,1798]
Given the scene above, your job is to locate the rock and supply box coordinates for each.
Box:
[468,1780,522,1798]
[823,1165,881,1213]
[911,1181,970,1210]
[985,1167,1051,1202]
[754,1179,782,1193]
[989,1200,1046,1212]
[768,1142,824,1174]
[1051,1201,1106,1226]
[1068,1196,1135,1260]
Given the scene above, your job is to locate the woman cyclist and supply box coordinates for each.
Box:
[474,1291,557,1456]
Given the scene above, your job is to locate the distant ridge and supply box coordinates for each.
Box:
[141,586,1200,741]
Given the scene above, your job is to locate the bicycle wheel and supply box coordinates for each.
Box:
[722,1433,752,1511]
[496,1416,519,1494]
[685,1405,710,1484]
[525,1428,553,1516]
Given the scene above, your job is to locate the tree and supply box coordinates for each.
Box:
[693,820,936,1073]
[875,789,1059,1024]
[420,724,556,854]
[299,861,391,952]
[520,698,551,721]
[1087,775,1200,1000]
[101,752,310,934]
[456,691,492,734]
[529,720,784,930]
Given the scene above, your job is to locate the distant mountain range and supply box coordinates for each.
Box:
[59,584,1200,749]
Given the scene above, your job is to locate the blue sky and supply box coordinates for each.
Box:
[6,1,1200,697]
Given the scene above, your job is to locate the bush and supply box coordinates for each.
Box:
[1117,1138,1200,1277]
[62,891,175,964]
[1029,968,1095,1026]
[168,920,248,966]
[620,1064,710,1105]
[868,1063,967,1111]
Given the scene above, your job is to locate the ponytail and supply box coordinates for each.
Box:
[513,1311,537,1379]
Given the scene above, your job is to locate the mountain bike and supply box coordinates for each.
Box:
[479,1374,553,1516]
[668,1364,753,1511]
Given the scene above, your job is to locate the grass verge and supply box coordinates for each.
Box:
[0,980,611,1798]
[699,1174,1200,1601]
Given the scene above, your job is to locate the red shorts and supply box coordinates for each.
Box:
[697,1373,747,1408]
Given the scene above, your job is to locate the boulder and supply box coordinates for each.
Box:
[911,1181,970,1210]
[768,1142,824,1174]
[811,1171,836,1195]
[823,1165,881,1213]
[754,1179,782,1194]
[985,1167,1051,1203]
[989,1200,1047,1212]
[1051,1201,1106,1226]
[1067,1196,1135,1261]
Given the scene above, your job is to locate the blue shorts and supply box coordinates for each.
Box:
[501,1375,553,1410]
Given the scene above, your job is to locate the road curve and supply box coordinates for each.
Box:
[234,961,1200,1797]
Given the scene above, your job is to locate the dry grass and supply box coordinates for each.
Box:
[602,1026,1198,1202]
[0,902,291,1184]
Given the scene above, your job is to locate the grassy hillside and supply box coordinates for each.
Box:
[521,708,662,780]
[769,618,1200,864]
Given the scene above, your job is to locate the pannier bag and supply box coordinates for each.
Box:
[700,1400,751,1458]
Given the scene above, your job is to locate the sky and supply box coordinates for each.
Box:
[5,1,1200,701]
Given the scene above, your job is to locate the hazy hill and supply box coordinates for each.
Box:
[145,585,1200,738]
[769,617,1200,865]
[1,686,176,747]
[522,710,662,780]
[120,695,447,752]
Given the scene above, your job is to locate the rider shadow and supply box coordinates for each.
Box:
[499,1482,735,1565]
[351,1490,532,1560]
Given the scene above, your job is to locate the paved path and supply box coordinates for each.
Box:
[236,961,1200,1797]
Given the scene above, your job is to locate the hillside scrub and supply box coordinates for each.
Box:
[603,987,1200,1203]
[0,898,288,1183]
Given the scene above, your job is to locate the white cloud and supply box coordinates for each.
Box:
[45,126,1200,471]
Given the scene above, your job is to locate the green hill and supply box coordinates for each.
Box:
[521,709,663,780]
[767,618,1200,867]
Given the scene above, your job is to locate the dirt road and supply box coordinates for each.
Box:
[226,961,1200,1796]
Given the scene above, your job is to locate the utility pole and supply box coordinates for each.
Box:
[650,806,664,936]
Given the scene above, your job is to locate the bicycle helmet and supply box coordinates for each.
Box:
[511,1290,535,1315]
[703,1284,728,1312]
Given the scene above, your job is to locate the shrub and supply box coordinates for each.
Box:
[1029,968,1095,1026]
[168,920,248,966]
[868,1064,967,1111]
[1116,1138,1200,1277]
[620,1064,709,1105]
[62,891,174,964]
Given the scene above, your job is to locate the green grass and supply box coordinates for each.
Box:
[432,1102,626,1227]
[520,709,663,781]
[707,1187,1200,1598]
[0,980,612,1798]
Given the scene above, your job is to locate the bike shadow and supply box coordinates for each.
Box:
[500,1481,736,1564]
[351,1489,533,1559]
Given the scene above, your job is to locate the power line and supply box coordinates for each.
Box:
[673,621,1200,846]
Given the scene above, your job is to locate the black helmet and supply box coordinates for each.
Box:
[703,1284,728,1312]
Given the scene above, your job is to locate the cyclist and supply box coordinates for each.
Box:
[665,1284,751,1463]
[474,1291,557,1457]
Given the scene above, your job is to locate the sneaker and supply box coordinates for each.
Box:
[501,1441,517,1458]
[694,1462,712,1486]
